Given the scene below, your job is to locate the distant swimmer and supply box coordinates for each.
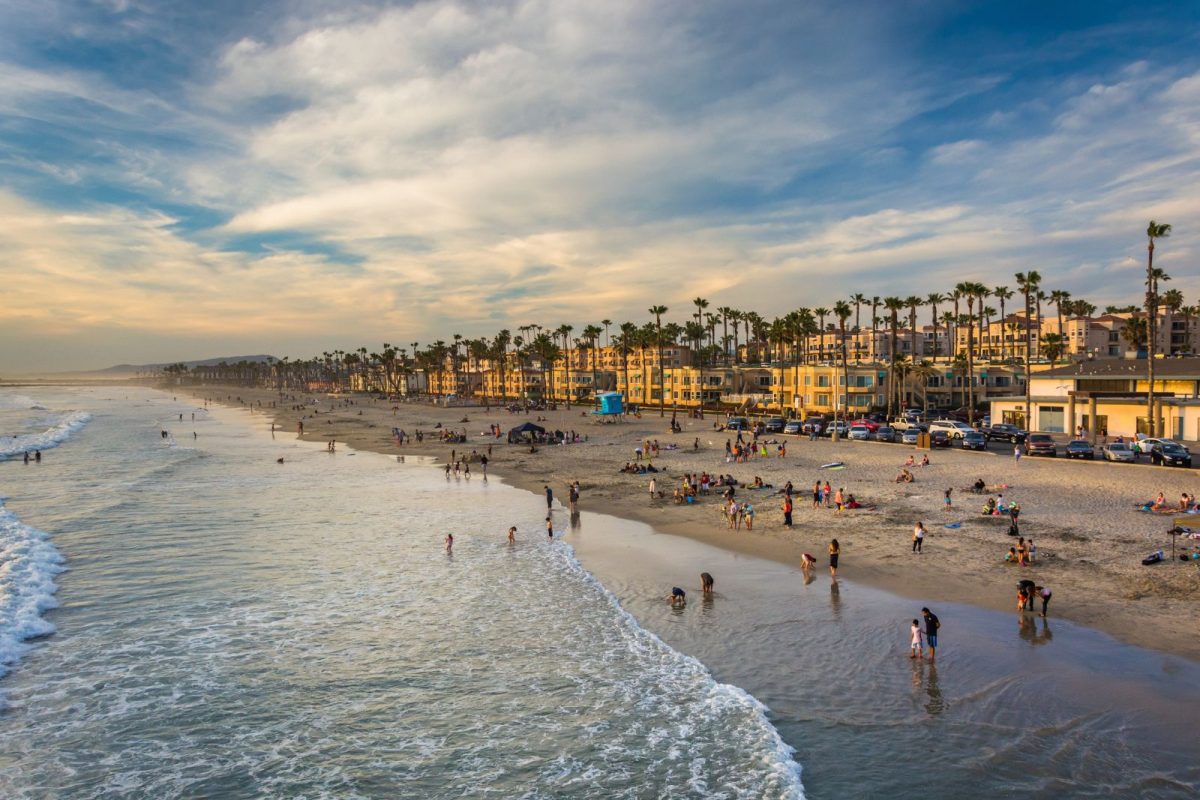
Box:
[445,533,454,553]
[668,587,686,606]
[508,526,516,544]
[701,572,714,594]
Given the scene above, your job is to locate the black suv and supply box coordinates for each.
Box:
[985,424,1026,444]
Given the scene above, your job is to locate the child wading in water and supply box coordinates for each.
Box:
[910,619,924,659]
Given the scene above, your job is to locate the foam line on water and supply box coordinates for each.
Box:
[0,500,66,685]
[0,410,92,460]
[551,541,806,799]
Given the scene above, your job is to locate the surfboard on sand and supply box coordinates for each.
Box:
[820,462,845,470]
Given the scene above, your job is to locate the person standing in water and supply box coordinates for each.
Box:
[921,607,940,661]
[444,533,454,553]
[508,526,516,544]
[828,539,840,578]
[909,619,924,659]
[545,516,554,539]
[545,485,553,509]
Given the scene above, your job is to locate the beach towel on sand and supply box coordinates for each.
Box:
[943,521,962,529]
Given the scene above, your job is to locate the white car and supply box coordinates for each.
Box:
[847,425,872,441]
[928,420,974,439]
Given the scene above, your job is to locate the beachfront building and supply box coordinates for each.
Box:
[988,358,1200,440]
[962,311,1200,362]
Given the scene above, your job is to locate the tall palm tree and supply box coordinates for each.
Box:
[870,296,881,363]
[717,307,733,364]
[693,297,709,350]
[834,300,852,432]
[1014,271,1040,428]
[992,286,1014,361]
[728,310,742,365]
[556,324,574,408]
[1050,290,1071,359]
[814,307,830,361]
[1145,220,1172,434]
[904,296,922,360]
[883,297,905,416]
[851,293,867,363]
[926,293,946,362]
[601,319,612,348]
[617,322,636,402]
[583,324,603,404]
[649,305,668,416]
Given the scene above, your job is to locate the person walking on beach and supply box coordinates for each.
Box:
[1014,443,1022,463]
[913,522,925,553]
[828,539,840,578]
[445,533,454,553]
[834,487,844,515]
[922,608,940,660]
[910,619,924,659]
[545,485,553,509]
[480,455,488,477]
[508,526,516,544]
[649,477,657,500]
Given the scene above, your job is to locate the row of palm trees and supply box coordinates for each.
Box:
[159,223,1177,429]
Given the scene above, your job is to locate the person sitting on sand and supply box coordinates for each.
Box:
[983,496,997,515]
[895,468,914,483]
[1153,492,1166,510]
[905,455,915,467]
[920,455,930,467]
[673,487,684,505]
[845,494,861,510]
[973,478,986,494]
[1005,546,1018,563]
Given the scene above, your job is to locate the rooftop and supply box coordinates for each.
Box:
[1033,358,1200,379]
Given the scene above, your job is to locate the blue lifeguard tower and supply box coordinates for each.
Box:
[593,391,624,420]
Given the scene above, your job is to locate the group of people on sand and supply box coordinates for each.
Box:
[723,498,756,529]
[799,539,841,578]
[620,461,660,474]
[1147,491,1197,512]
[1016,579,1052,616]
[1004,536,1037,566]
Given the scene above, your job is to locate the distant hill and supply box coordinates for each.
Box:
[96,355,278,374]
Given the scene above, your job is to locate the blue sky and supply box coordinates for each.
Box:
[1,0,1198,371]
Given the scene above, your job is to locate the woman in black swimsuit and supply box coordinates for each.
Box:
[828,539,840,578]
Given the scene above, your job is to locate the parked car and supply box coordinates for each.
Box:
[984,424,1026,444]
[901,428,921,445]
[848,425,873,441]
[1150,442,1193,467]
[763,417,787,433]
[1065,440,1095,459]
[801,417,827,434]
[824,420,851,438]
[1133,436,1171,456]
[1026,433,1057,457]
[875,426,897,443]
[1102,441,1135,462]
[929,420,974,439]
[929,430,952,448]
[961,431,988,451]
[783,420,803,435]
[726,417,750,431]
[850,418,880,432]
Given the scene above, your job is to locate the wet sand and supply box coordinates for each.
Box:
[179,385,1200,662]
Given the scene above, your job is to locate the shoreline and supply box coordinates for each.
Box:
[175,383,1200,662]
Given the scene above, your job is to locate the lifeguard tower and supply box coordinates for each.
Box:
[593,392,624,421]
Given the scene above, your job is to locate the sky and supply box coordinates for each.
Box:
[1,0,1199,372]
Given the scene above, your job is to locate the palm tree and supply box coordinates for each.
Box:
[717,307,733,364]
[617,322,636,403]
[1041,332,1065,364]
[870,296,881,362]
[1050,290,1071,359]
[992,286,1014,360]
[851,293,867,363]
[926,293,945,362]
[1145,220,1172,434]
[813,307,830,361]
[601,319,612,348]
[1014,271,1040,428]
[649,305,668,416]
[904,296,922,360]
[556,324,574,407]
[910,360,939,415]
[834,300,852,432]
[883,297,904,416]
[693,297,709,350]
[729,310,742,365]
[583,324,603,404]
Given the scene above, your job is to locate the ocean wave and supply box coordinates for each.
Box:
[0,395,46,411]
[552,543,806,799]
[0,501,66,684]
[0,411,93,460]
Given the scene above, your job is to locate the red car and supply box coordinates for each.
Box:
[850,418,880,432]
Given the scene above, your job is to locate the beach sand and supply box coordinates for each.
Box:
[181,385,1200,661]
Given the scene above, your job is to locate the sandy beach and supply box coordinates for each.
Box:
[180,384,1200,662]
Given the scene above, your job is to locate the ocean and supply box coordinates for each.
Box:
[1,386,1198,799]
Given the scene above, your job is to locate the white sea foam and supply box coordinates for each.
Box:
[0,395,44,411]
[0,501,65,683]
[0,411,92,460]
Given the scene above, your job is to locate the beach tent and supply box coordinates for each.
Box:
[593,392,624,416]
[508,422,546,443]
